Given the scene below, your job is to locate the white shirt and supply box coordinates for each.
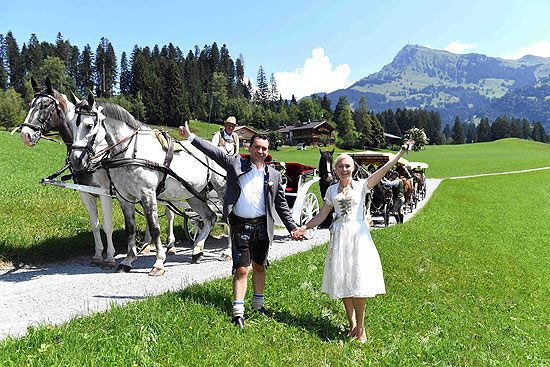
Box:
[188,133,265,218]
[211,129,237,156]
[233,163,266,218]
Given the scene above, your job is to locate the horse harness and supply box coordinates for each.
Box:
[21,92,73,146]
[70,101,224,204]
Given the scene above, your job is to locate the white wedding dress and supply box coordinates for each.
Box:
[322,179,386,299]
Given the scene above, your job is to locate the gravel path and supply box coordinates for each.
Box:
[0,179,441,339]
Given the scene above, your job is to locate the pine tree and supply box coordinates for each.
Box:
[0,34,7,89]
[352,96,373,147]
[269,73,278,104]
[521,119,531,140]
[490,116,511,141]
[54,32,68,66]
[5,31,24,89]
[477,118,491,142]
[163,59,186,125]
[78,44,94,95]
[530,122,547,143]
[255,65,269,107]
[235,54,245,98]
[451,116,465,144]
[25,33,43,76]
[333,96,356,138]
[95,37,117,97]
[120,51,132,95]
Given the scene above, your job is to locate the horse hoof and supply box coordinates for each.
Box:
[218,253,232,262]
[149,267,166,276]
[102,261,116,270]
[167,246,177,255]
[191,252,204,264]
[90,258,103,267]
[115,264,132,273]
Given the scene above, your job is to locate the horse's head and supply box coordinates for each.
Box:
[20,77,73,146]
[69,92,106,173]
[319,148,336,183]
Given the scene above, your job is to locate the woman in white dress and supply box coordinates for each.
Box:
[296,140,414,343]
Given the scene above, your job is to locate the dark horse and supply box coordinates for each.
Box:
[319,149,337,228]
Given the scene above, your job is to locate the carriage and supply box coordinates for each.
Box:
[344,151,410,227]
[185,154,321,241]
[408,161,429,201]
[41,152,321,243]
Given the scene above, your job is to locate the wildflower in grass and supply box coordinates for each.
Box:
[46,325,52,330]
[417,354,422,358]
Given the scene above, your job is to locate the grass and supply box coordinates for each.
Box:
[0,131,191,266]
[406,138,550,178]
[1,168,549,365]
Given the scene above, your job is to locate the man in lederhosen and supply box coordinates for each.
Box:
[212,116,240,261]
[212,116,240,157]
[179,122,302,330]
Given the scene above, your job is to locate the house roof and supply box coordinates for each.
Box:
[235,126,258,134]
[277,120,334,133]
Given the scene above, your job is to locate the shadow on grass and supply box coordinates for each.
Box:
[177,280,341,341]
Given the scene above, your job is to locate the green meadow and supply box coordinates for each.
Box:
[1,129,549,365]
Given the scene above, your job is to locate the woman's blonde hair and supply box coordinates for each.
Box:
[333,153,355,171]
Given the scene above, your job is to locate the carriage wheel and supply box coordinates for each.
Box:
[383,203,390,227]
[300,192,320,239]
[184,216,202,242]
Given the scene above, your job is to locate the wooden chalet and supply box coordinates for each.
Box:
[276,120,335,146]
[234,126,259,147]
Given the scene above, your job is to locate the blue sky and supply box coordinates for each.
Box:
[2,0,549,98]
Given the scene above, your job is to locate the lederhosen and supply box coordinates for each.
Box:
[217,129,238,156]
[229,213,269,271]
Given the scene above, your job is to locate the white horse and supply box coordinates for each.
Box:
[19,78,176,269]
[69,93,226,275]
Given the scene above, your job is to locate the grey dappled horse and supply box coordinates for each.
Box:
[69,93,226,275]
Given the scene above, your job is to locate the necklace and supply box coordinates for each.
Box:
[338,181,351,192]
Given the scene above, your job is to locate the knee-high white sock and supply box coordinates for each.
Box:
[233,301,244,318]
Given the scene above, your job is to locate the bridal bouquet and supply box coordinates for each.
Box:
[404,127,429,151]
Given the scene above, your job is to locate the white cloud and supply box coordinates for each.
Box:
[444,41,477,54]
[274,48,352,100]
[502,40,550,59]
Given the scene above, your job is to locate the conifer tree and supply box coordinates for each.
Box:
[5,31,24,89]
[477,117,491,142]
[95,37,117,97]
[78,44,94,95]
[120,51,132,95]
[255,65,269,107]
[54,32,68,66]
[490,116,511,141]
[352,96,373,147]
[0,34,6,89]
[451,116,465,144]
[269,73,278,104]
[521,119,531,140]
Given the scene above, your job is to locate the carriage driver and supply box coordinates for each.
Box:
[212,116,240,156]
[179,122,302,330]
[382,171,405,224]
[212,116,240,261]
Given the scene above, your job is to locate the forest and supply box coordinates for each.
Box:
[0,31,546,148]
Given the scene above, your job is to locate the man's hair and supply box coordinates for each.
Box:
[250,133,269,146]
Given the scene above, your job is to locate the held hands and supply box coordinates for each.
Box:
[291,226,307,241]
[178,121,191,139]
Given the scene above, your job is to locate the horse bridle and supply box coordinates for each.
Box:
[21,93,63,134]
[70,103,105,172]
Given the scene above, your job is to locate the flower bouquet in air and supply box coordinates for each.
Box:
[403,127,429,151]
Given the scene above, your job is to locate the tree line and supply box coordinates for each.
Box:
[445,116,548,144]
[0,30,547,148]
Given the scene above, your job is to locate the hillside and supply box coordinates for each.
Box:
[327,45,550,127]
